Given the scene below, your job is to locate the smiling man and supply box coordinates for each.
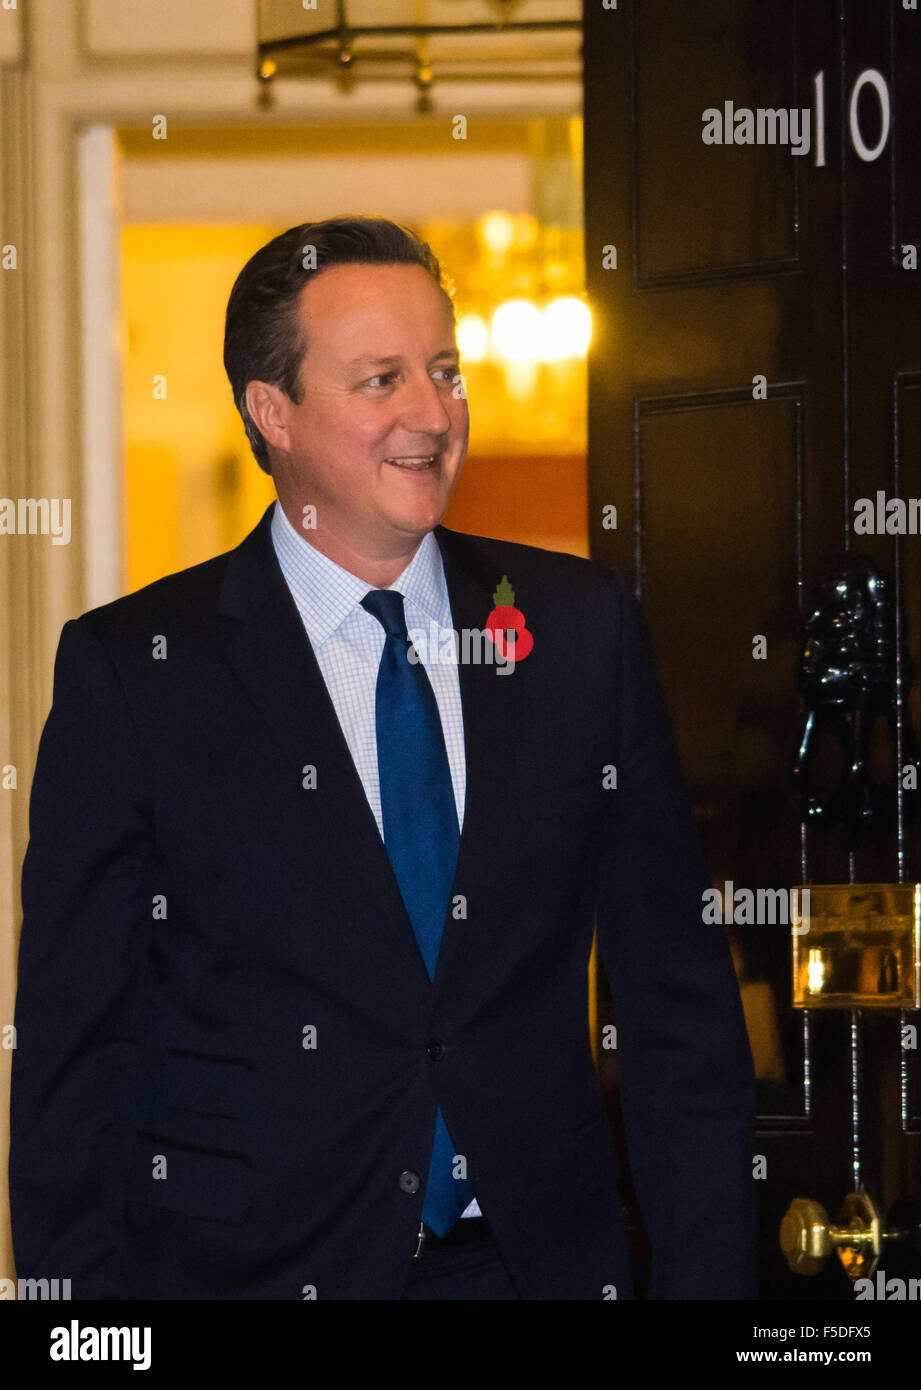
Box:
[248,254,468,587]
[10,216,757,1300]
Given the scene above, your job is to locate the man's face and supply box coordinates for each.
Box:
[269,261,469,558]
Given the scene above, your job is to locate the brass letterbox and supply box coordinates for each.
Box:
[791,883,921,1009]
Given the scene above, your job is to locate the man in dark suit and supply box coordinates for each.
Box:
[9,216,757,1300]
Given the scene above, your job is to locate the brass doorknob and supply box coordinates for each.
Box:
[780,1191,882,1279]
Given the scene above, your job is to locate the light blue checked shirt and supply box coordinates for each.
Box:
[270,498,482,1218]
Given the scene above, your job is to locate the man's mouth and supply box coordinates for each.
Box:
[385,456,437,471]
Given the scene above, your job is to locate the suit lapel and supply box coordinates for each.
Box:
[430,524,528,989]
[214,504,528,994]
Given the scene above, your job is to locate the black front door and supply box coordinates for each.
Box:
[584,0,921,1298]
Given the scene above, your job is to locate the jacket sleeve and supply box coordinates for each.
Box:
[9,617,155,1299]
[594,574,758,1299]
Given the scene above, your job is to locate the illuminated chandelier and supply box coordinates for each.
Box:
[257,0,582,109]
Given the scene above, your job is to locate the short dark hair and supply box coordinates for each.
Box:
[223,215,455,473]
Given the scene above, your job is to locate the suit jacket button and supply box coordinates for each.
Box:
[426,1037,445,1060]
[399,1170,421,1194]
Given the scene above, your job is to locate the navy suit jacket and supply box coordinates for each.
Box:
[9,503,757,1299]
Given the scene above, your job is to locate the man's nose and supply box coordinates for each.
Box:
[399,371,454,436]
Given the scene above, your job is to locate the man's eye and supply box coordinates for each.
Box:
[434,367,460,382]
[367,373,397,388]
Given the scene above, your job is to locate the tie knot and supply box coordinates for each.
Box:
[360,588,408,641]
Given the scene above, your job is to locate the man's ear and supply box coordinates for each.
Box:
[245,380,290,455]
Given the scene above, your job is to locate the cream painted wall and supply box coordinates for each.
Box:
[85,0,254,55]
[120,152,533,224]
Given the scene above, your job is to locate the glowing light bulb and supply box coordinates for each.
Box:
[539,297,592,360]
[477,211,516,259]
[492,300,542,361]
[456,313,489,363]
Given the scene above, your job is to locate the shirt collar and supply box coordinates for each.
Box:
[270,498,451,646]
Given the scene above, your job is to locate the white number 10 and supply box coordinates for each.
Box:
[813,67,891,167]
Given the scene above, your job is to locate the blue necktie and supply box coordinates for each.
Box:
[360,587,473,1236]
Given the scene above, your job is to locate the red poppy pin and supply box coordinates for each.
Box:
[485,575,534,662]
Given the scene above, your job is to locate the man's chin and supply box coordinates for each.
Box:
[385,495,454,538]
[389,511,447,541]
